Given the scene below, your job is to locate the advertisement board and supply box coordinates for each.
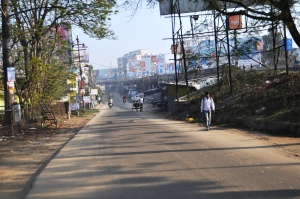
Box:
[73,46,89,64]
[7,67,15,82]
[228,15,243,30]
[159,0,266,15]
[90,89,98,95]
[282,38,292,51]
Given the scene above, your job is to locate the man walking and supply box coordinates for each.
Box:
[200,91,215,130]
[139,95,144,112]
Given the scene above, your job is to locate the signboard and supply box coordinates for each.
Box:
[83,96,91,103]
[12,104,21,123]
[76,94,82,102]
[90,89,98,95]
[282,38,292,51]
[7,81,15,94]
[256,40,264,51]
[73,46,89,63]
[160,0,206,15]
[70,102,79,110]
[7,67,15,81]
[80,89,85,95]
[228,15,243,30]
[159,0,264,15]
[100,85,105,92]
[151,56,157,63]
[171,44,181,54]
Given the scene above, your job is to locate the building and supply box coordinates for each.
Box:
[117,49,176,79]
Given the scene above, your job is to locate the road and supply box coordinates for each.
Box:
[25,94,300,199]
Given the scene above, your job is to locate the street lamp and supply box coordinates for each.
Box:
[72,36,86,110]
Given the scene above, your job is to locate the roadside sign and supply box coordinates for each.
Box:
[81,89,85,96]
[282,38,292,51]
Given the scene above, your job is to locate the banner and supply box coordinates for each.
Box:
[73,46,89,63]
[171,44,181,54]
[159,0,265,15]
[256,40,264,51]
[282,38,292,51]
[228,15,243,30]
[7,81,15,94]
[151,56,157,63]
[7,67,15,82]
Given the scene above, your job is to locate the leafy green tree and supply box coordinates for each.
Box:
[9,0,117,105]
[261,31,283,68]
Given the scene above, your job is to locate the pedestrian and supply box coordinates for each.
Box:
[122,95,127,103]
[139,95,144,112]
[200,91,215,130]
[96,95,101,104]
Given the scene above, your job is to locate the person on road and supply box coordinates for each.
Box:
[139,95,144,112]
[122,95,127,103]
[108,97,113,106]
[200,91,215,130]
[96,95,101,104]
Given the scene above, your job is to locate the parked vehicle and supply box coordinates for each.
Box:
[108,97,113,109]
[157,101,168,111]
[132,101,140,112]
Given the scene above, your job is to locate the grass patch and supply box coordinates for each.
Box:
[78,109,99,117]
[176,70,300,126]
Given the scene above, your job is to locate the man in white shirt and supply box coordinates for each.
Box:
[139,96,144,112]
[200,91,215,130]
[108,97,113,106]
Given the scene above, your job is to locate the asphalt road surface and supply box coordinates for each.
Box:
[25,94,300,199]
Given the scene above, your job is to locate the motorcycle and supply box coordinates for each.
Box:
[123,98,126,103]
[157,101,168,111]
[108,102,113,109]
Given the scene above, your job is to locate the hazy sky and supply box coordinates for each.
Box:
[73,5,180,70]
[72,3,298,71]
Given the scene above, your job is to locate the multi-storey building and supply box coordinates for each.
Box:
[117,49,175,79]
[117,49,149,79]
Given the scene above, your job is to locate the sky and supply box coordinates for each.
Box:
[73,4,178,70]
[72,3,299,71]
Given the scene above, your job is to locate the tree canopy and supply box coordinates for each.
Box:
[205,0,300,47]
[128,0,300,47]
[7,0,117,105]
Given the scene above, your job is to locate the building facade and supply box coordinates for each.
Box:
[117,49,175,80]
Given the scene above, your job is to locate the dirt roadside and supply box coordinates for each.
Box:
[0,108,299,199]
[0,111,98,199]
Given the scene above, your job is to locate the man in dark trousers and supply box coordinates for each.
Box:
[200,91,215,130]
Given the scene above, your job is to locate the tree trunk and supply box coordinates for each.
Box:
[284,8,300,48]
[2,0,13,127]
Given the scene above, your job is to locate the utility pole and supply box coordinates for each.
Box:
[73,36,86,110]
[225,2,233,93]
[2,0,14,130]
[283,23,289,75]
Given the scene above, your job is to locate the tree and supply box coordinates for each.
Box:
[128,0,300,48]
[261,31,283,68]
[8,0,117,105]
[2,0,13,126]
[0,0,118,128]
[205,0,300,48]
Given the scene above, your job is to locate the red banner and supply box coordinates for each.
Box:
[151,56,157,63]
[228,15,242,30]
